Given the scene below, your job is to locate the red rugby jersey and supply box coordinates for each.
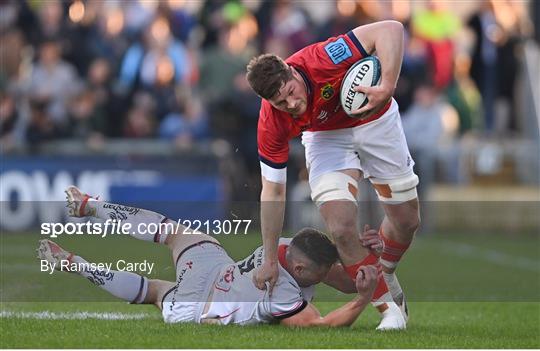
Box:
[257,31,391,169]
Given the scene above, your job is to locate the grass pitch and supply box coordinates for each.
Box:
[1,231,539,348]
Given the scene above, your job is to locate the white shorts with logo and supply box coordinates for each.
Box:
[301,98,415,186]
[161,241,234,324]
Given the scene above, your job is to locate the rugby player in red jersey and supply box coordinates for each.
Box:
[247,20,420,330]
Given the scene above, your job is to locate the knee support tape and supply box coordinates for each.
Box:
[370,173,419,203]
[311,172,358,206]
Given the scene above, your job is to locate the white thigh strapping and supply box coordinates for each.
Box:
[370,173,419,204]
[310,172,358,206]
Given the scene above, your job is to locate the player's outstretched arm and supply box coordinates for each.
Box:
[350,20,404,116]
[323,262,357,294]
[253,176,287,294]
[281,266,378,327]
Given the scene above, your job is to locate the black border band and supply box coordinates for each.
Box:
[161,284,178,305]
[273,300,309,320]
[130,276,147,304]
[259,155,287,169]
[347,31,369,57]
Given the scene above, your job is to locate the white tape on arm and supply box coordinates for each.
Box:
[260,162,287,184]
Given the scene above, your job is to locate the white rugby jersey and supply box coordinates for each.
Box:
[200,238,315,325]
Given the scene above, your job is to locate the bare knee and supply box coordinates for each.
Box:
[325,219,369,266]
[145,279,175,309]
[396,211,420,235]
[382,200,420,240]
[386,211,420,242]
[328,221,358,244]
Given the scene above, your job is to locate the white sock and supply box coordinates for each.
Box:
[383,272,404,304]
[88,200,170,243]
[71,255,148,303]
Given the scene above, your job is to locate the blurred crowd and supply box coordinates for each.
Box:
[0,0,536,191]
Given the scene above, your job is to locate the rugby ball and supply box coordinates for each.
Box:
[340,56,381,118]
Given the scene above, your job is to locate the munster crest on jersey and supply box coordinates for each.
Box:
[321,83,334,100]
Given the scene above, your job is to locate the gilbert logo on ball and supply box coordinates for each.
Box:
[340,56,381,118]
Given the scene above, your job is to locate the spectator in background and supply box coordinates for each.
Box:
[123,105,156,139]
[257,0,313,57]
[411,0,461,91]
[394,21,430,113]
[117,16,193,95]
[120,0,155,38]
[159,89,209,150]
[198,0,230,49]
[467,0,531,135]
[467,0,500,133]
[316,2,360,41]
[28,38,81,125]
[123,91,156,139]
[198,23,258,152]
[0,90,20,153]
[156,0,197,44]
[402,78,460,199]
[87,58,112,118]
[25,97,66,148]
[66,86,107,142]
[27,0,66,45]
[445,53,482,135]
[0,29,26,88]
[0,0,530,158]
[0,0,20,33]
[86,1,130,64]
[198,5,261,188]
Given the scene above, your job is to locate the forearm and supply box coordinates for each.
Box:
[315,296,371,327]
[373,21,404,93]
[324,264,357,294]
[260,184,286,262]
[353,20,404,94]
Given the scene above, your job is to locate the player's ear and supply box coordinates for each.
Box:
[294,263,304,275]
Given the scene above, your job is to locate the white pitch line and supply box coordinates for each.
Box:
[436,239,540,272]
[0,311,156,320]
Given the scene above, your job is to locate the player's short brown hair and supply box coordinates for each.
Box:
[291,228,339,268]
[246,53,293,100]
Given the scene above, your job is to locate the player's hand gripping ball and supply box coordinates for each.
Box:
[340,56,381,118]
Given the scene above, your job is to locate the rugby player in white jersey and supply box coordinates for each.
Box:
[37,186,380,327]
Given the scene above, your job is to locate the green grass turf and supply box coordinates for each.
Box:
[1,302,539,348]
[1,231,539,348]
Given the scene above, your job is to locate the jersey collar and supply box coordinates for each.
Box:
[278,244,289,269]
[290,65,313,106]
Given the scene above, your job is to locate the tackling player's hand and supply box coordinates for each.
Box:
[253,260,279,296]
[350,84,393,118]
[360,224,383,257]
[355,265,378,300]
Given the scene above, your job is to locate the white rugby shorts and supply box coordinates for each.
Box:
[301,98,415,186]
[161,242,234,324]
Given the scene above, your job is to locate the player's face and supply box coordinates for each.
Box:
[268,69,308,116]
[293,264,331,287]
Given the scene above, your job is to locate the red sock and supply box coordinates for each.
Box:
[380,228,410,270]
[343,253,389,301]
